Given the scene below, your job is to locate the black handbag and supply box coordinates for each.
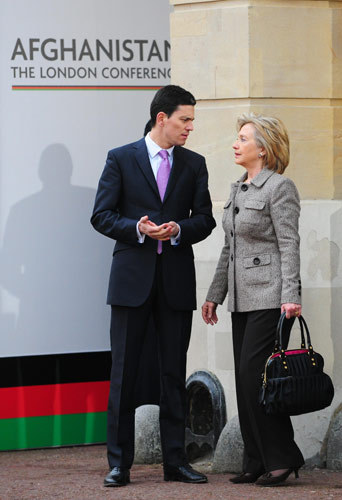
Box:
[259,313,334,416]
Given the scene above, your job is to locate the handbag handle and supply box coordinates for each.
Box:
[275,312,312,352]
[273,312,317,375]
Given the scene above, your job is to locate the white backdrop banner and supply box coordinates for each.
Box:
[0,0,171,356]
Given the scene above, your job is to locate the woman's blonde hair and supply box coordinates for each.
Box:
[237,113,290,174]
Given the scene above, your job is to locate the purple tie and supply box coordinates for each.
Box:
[156,150,171,253]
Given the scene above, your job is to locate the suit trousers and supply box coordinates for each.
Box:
[107,255,192,469]
[231,309,304,474]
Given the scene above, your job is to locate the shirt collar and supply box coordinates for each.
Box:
[145,132,174,159]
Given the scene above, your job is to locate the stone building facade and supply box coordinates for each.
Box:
[170,0,342,462]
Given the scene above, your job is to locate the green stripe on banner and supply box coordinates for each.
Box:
[0,412,107,450]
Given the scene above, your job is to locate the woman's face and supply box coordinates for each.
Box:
[232,123,263,168]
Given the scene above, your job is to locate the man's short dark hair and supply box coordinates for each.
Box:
[150,85,196,126]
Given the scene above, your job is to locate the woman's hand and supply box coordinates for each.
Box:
[281,303,302,319]
[202,301,218,325]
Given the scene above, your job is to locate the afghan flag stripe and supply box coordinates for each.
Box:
[0,412,107,451]
[0,381,110,419]
[0,351,111,388]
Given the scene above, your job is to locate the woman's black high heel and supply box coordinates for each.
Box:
[230,471,264,484]
[256,468,299,486]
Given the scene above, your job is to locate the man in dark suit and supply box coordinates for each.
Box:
[91,85,216,487]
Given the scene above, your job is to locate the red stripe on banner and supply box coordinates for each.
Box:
[0,381,110,419]
[12,85,162,91]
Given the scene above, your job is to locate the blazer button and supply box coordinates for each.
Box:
[230,231,233,237]
[234,207,239,214]
[241,184,248,192]
[253,257,260,265]
[231,255,234,261]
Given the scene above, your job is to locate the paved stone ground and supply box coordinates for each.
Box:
[1,445,342,500]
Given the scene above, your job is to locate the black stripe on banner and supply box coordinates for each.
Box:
[0,351,111,388]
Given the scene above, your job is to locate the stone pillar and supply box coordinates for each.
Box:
[170,0,342,461]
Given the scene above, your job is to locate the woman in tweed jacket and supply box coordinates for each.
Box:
[202,114,304,486]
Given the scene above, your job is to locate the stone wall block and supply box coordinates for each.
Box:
[171,6,249,99]
[333,106,342,198]
[332,7,342,98]
[249,5,332,98]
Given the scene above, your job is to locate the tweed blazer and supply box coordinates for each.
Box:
[206,168,301,312]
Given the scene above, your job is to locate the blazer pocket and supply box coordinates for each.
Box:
[242,199,266,224]
[243,253,271,285]
[224,199,232,209]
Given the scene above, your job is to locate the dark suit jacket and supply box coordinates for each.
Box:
[91,137,216,311]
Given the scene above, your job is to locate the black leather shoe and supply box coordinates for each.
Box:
[256,468,299,486]
[104,467,130,487]
[164,464,208,483]
[229,471,263,484]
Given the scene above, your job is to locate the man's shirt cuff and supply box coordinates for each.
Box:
[171,225,181,245]
[136,221,146,244]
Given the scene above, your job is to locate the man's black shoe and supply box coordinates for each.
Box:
[104,467,130,487]
[164,464,208,483]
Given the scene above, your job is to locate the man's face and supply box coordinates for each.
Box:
[161,105,195,148]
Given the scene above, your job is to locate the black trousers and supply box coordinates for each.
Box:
[107,256,192,469]
[232,309,304,473]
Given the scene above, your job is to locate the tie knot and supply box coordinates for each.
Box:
[159,150,169,160]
